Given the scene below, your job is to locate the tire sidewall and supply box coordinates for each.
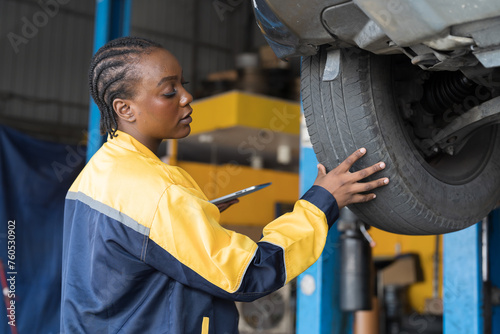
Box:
[302,48,500,234]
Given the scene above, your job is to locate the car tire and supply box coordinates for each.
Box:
[301,48,500,235]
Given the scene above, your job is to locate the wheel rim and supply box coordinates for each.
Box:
[390,55,497,185]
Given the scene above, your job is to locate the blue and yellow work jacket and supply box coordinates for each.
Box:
[60,130,338,333]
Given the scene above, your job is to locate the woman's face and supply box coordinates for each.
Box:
[128,48,193,141]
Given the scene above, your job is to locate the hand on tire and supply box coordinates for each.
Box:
[313,148,389,209]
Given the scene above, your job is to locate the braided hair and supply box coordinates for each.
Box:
[88,36,162,137]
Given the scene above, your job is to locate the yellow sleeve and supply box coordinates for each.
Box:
[145,184,338,301]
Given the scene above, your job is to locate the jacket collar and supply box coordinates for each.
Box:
[106,130,160,161]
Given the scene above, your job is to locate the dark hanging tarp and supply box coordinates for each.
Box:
[0,124,85,334]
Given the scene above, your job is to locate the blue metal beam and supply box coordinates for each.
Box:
[489,208,500,334]
[443,222,483,334]
[86,0,132,162]
[296,126,353,333]
[444,208,500,333]
[111,0,132,38]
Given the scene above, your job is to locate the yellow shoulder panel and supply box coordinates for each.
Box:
[67,141,202,230]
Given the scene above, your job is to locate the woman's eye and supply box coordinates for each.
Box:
[164,91,177,98]
[164,81,189,97]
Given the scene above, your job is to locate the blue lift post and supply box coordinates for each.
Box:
[86,0,132,162]
[296,118,353,333]
[490,209,500,333]
[444,208,500,334]
[443,222,483,334]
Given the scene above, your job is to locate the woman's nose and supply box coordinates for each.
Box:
[180,88,193,106]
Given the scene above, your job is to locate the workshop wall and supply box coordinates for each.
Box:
[0,0,94,143]
[0,0,264,144]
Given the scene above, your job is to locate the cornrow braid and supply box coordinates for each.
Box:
[88,36,163,137]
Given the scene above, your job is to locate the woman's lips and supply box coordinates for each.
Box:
[180,112,192,124]
[180,116,192,124]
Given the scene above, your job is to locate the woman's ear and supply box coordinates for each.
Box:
[113,98,135,123]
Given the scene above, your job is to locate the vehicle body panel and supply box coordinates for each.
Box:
[254,0,500,66]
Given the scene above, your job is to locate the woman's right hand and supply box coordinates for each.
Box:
[313,148,389,209]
